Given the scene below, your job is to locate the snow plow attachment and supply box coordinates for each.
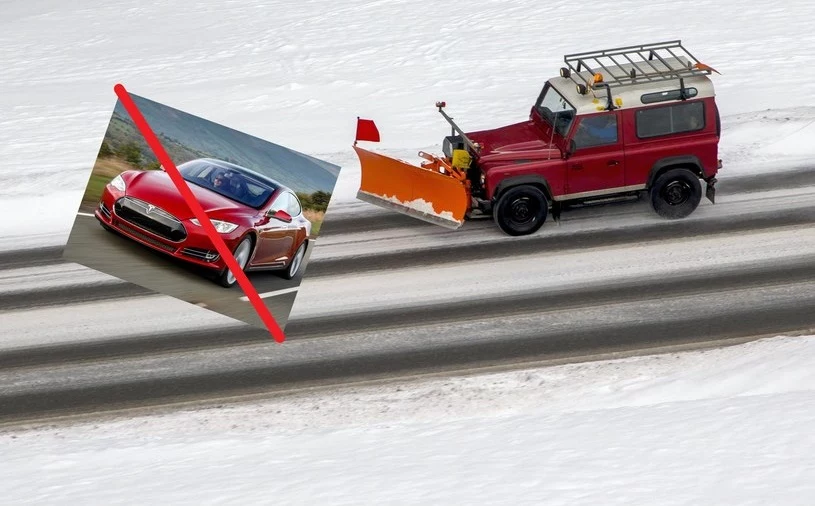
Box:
[353,145,470,229]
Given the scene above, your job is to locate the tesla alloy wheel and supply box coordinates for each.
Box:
[280,241,307,280]
[217,236,253,288]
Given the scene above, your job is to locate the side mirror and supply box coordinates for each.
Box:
[269,209,292,223]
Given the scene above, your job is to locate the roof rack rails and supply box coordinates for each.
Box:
[563,40,711,90]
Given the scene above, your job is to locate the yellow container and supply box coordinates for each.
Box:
[451,149,472,170]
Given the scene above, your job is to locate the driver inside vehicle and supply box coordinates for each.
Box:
[574,113,618,148]
[212,173,229,190]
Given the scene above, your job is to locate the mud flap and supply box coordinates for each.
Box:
[706,178,717,204]
[353,146,469,229]
[550,201,562,224]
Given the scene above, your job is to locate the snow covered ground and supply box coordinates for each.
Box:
[4,0,815,503]
[4,334,815,505]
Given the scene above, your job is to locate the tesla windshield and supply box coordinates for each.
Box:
[536,84,576,137]
[179,160,277,209]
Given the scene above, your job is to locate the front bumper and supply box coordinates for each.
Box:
[95,191,242,270]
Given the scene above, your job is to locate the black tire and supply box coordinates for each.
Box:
[649,168,702,219]
[279,241,307,280]
[216,236,254,288]
[493,185,548,236]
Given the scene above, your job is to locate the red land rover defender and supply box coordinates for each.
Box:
[450,41,722,236]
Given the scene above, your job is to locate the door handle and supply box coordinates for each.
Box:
[607,159,620,166]
[570,163,583,171]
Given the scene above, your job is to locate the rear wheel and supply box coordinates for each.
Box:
[280,241,307,280]
[493,185,548,236]
[217,236,253,288]
[649,168,702,219]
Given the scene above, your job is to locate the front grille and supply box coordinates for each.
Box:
[117,222,178,253]
[181,247,220,262]
[99,202,111,219]
[114,197,187,242]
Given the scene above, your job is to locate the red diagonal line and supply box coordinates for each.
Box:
[113,84,285,343]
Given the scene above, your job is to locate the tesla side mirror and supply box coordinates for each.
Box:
[270,209,292,223]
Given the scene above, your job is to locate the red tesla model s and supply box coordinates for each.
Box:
[94,158,311,287]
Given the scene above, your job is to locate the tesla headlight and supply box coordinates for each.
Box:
[110,174,126,192]
[190,218,239,234]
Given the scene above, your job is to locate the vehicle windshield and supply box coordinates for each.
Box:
[535,83,576,138]
[178,160,277,209]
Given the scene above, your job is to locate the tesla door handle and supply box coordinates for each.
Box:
[570,163,583,171]
[607,159,620,166]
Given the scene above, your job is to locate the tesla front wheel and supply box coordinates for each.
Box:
[649,168,702,219]
[493,185,548,236]
[280,241,307,280]
[217,236,253,288]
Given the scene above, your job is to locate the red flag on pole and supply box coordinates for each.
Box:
[355,117,380,143]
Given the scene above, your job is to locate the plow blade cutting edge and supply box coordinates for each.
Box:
[353,146,469,229]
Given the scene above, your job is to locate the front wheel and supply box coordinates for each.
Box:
[649,169,702,219]
[216,236,253,288]
[493,185,548,236]
[279,241,307,280]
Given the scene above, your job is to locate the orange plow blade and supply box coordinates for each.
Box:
[353,146,470,229]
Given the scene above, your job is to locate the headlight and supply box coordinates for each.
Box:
[190,218,239,234]
[110,174,126,192]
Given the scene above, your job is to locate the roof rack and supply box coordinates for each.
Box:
[563,40,711,90]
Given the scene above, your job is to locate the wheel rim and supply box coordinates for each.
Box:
[226,239,252,285]
[289,244,305,277]
[507,196,540,228]
[661,180,692,206]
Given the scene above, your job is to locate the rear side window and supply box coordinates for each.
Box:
[286,192,302,216]
[271,191,290,212]
[636,101,705,138]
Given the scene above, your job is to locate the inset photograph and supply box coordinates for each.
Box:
[64,94,340,329]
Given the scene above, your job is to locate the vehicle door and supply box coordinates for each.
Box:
[253,191,296,266]
[565,111,626,197]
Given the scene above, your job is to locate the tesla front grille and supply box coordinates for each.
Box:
[181,247,220,262]
[114,197,187,242]
[117,222,178,253]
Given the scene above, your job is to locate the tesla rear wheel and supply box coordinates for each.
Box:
[280,241,307,280]
[217,236,253,288]
[493,185,548,236]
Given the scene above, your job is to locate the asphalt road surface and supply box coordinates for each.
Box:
[62,213,314,328]
[2,166,815,423]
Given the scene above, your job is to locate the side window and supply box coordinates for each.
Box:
[270,191,289,213]
[636,101,705,138]
[573,114,618,149]
[286,192,302,216]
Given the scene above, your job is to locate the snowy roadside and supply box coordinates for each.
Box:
[3,334,815,504]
